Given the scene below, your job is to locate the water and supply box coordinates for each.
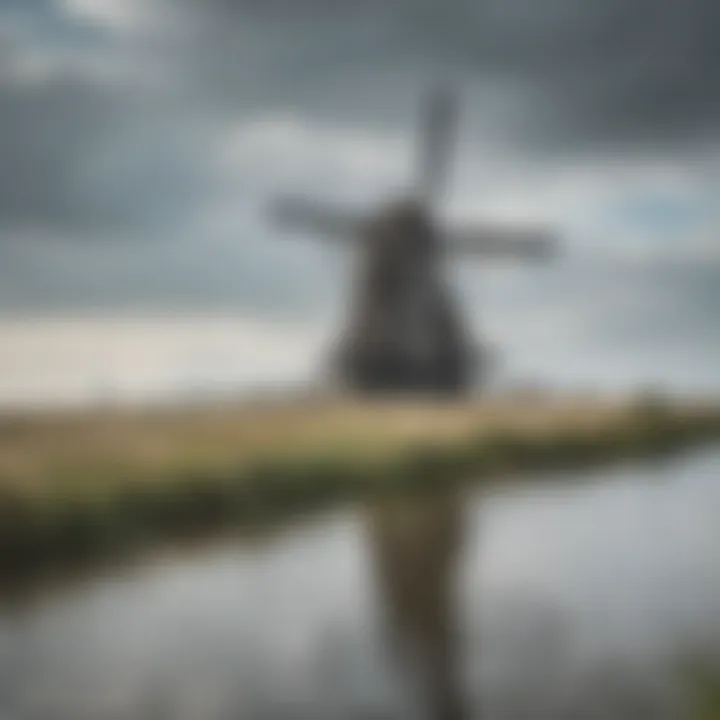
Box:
[2,448,720,719]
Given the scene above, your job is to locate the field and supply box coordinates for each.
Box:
[0,395,652,487]
[1,393,719,578]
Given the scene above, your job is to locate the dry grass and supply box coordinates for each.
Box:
[0,395,634,491]
[0,392,718,577]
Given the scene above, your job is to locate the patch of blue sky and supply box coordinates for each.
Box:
[592,190,715,257]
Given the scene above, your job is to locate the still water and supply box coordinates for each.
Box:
[2,449,720,719]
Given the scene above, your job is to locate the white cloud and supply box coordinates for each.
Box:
[211,114,720,270]
[58,0,153,32]
[0,316,327,408]
[220,114,409,199]
[447,153,720,262]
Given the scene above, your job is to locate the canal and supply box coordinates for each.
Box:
[1,448,720,719]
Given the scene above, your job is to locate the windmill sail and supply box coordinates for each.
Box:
[415,87,458,207]
[445,224,556,259]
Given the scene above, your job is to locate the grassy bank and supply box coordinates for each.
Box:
[684,665,720,719]
[1,395,719,578]
[692,677,720,719]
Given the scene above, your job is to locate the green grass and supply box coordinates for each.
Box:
[681,664,720,719]
[1,396,719,580]
[692,682,720,719]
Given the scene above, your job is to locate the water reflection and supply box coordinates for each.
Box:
[364,491,466,720]
[2,449,720,719]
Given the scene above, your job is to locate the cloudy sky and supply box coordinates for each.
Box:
[1,0,719,406]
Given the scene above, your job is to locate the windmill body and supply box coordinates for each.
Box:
[270,90,556,396]
[334,199,475,394]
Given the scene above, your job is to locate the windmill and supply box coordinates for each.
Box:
[269,88,557,396]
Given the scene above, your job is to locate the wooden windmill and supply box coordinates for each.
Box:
[270,89,556,395]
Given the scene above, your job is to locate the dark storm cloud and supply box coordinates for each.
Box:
[0,0,717,336]
[172,0,720,147]
[0,48,222,237]
[1,0,718,242]
[0,70,125,233]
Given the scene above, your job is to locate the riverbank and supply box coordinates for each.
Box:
[1,394,719,578]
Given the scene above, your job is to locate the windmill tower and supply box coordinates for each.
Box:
[270,89,556,396]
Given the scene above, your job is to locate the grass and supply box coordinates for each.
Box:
[682,664,720,719]
[1,393,719,579]
[691,678,720,719]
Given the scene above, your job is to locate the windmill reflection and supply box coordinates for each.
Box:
[363,490,467,720]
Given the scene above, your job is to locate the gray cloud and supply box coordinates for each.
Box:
[0,0,718,335]
[0,0,720,245]
[2,0,719,239]
[168,0,720,147]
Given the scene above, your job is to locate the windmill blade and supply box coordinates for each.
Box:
[445,224,558,260]
[415,87,458,207]
[269,196,363,241]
